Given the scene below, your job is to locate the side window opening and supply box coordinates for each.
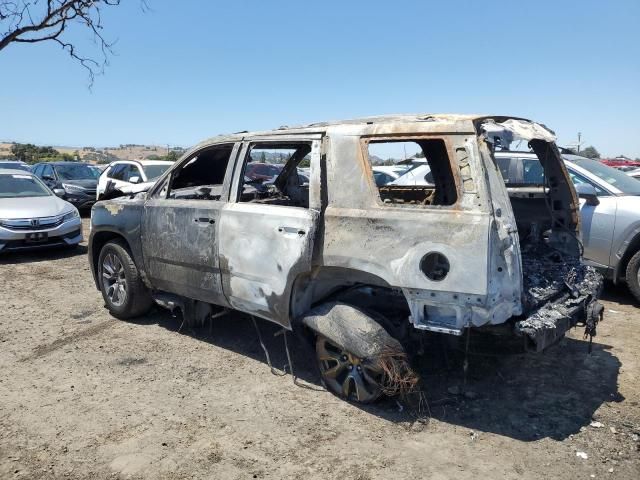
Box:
[568,171,607,196]
[167,145,233,200]
[109,164,126,181]
[366,139,457,206]
[43,165,54,179]
[238,143,311,209]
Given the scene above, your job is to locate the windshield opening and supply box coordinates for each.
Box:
[573,159,640,195]
[0,174,51,198]
[56,164,97,180]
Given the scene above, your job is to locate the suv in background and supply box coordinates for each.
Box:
[32,162,98,210]
[495,151,640,303]
[89,115,603,403]
[97,160,173,199]
[0,160,31,172]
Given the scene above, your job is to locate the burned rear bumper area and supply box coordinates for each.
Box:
[515,264,604,352]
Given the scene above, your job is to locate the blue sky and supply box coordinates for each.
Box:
[1,0,639,157]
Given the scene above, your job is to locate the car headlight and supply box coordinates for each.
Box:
[62,183,85,194]
[61,209,80,222]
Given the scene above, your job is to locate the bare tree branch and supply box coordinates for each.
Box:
[0,1,142,86]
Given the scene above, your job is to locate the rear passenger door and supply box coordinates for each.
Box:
[218,137,322,327]
[142,143,239,306]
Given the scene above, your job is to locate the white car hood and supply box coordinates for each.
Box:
[117,181,155,195]
[0,195,74,219]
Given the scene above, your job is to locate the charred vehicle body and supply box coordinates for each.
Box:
[89,114,603,403]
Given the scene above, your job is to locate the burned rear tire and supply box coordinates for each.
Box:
[315,334,385,404]
[625,249,640,304]
[302,302,415,404]
[98,240,153,320]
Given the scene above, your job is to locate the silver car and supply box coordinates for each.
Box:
[495,151,640,302]
[0,169,83,252]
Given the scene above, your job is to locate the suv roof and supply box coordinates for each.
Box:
[197,113,530,146]
[109,159,173,166]
[34,161,86,166]
[0,168,34,175]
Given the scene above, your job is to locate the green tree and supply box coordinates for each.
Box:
[165,150,180,162]
[578,146,600,159]
[10,143,78,163]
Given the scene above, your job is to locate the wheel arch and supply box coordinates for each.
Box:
[90,230,134,289]
[614,226,640,284]
[289,267,410,332]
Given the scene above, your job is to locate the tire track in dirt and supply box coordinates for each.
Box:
[20,320,117,362]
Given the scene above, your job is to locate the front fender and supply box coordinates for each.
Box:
[89,199,146,287]
[612,220,640,281]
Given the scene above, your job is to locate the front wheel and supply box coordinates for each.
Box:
[98,240,152,319]
[625,249,640,303]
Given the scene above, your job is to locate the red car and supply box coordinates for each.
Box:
[601,157,640,169]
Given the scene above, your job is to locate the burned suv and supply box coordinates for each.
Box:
[89,114,603,403]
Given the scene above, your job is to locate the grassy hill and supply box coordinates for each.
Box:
[0,142,186,164]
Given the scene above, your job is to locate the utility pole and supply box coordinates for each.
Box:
[577,132,582,153]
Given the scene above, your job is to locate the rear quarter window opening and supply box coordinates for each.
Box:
[365,138,458,207]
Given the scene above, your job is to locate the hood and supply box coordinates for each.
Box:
[0,195,75,219]
[61,179,97,189]
[118,181,154,194]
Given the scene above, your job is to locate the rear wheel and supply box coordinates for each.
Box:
[625,249,640,303]
[315,334,385,403]
[98,240,152,319]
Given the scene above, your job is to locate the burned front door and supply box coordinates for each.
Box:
[218,138,322,327]
[141,143,238,306]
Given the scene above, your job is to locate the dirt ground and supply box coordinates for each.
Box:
[1,218,639,479]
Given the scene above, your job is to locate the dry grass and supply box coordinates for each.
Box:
[375,345,421,398]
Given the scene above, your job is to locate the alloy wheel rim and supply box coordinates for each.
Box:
[316,336,383,403]
[102,253,127,307]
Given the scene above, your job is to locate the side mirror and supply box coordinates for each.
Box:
[575,183,600,206]
[42,175,54,181]
[129,176,141,184]
[53,188,65,197]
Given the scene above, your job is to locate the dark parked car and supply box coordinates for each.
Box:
[0,160,31,172]
[32,162,98,209]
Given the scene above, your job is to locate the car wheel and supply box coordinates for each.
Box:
[315,334,385,403]
[98,240,152,319]
[625,249,640,303]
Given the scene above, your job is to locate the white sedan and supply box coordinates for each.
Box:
[97,160,173,199]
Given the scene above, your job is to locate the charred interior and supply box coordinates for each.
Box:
[239,143,311,208]
[492,139,585,312]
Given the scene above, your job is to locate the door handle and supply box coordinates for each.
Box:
[194,217,215,224]
[278,226,306,236]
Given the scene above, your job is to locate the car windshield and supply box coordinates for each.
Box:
[56,164,97,180]
[573,158,640,195]
[0,174,51,198]
[0,162,30,172]
[142,164,171,180]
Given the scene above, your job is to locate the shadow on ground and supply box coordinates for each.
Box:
[600,281,639,307]
[135,305,622,443]
[0,245,88,265]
